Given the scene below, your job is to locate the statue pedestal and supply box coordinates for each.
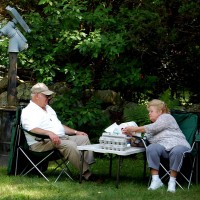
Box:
[0,107,16,166]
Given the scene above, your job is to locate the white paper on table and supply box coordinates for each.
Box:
[104,121,140,136]
[104,122,121,134]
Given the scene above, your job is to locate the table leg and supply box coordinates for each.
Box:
[79,150,85,183]
[143,152,147,179]
[195,142,199,184]
[109,154,112,177]
[116,155,122,188]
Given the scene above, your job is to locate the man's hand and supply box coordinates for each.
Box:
[48,132,61,145]
[76,131,88,136]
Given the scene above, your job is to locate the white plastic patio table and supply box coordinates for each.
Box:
[77,144,146,188]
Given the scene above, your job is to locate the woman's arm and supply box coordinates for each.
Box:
[122,126,145,136]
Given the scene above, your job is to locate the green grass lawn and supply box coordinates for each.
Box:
[0,153,200,200]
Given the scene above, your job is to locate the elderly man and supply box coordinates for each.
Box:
[21,83,95,180]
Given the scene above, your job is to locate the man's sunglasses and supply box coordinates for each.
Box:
[44,94,53,99]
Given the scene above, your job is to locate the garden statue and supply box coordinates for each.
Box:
[0,5,30,106]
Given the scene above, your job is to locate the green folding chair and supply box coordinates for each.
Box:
[167,110,199,189]
[8,106,73,182]
[133,110,199,190]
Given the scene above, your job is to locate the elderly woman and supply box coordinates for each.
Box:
[122,99,191,192]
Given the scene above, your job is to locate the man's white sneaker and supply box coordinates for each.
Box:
[167,181,176,193]
[148,179,164,190]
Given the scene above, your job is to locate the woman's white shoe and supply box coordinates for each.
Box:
[148,179,164,190]
[167,181,176,193]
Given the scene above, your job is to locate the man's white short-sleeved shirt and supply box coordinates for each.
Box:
[21,101,65,145]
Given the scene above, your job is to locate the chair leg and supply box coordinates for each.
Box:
[15,145,19,176]
[54,167,73,182]
[148,175,152,187]
[19,147,52,181]
[160,162,171,180]
[53,159,74,182]
[188,157,196,189]
[160,163,184,190]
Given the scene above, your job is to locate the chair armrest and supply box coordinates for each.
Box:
[132,135,143,140]
[132,134,147,141]
[195,134,200,142]
[20,126,76,141]
[131,135,148,148]
[20,126,50,140]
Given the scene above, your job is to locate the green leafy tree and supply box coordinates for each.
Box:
[1,0,200,134]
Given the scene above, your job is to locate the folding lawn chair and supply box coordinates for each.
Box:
[8,106,73,182]
[168,110,199,189]
[133,110,200,190]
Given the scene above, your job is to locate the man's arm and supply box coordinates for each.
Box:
[62,125,88,136]
[30,128,61,145]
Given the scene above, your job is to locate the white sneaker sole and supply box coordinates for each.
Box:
[167,188,176,193]
[148,182,164,190]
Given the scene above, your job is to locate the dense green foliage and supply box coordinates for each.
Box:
[123,104,151,126]
[0,0,200,134]
[1,0,199,98]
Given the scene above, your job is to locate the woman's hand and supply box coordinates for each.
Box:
[122,126,136,137]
